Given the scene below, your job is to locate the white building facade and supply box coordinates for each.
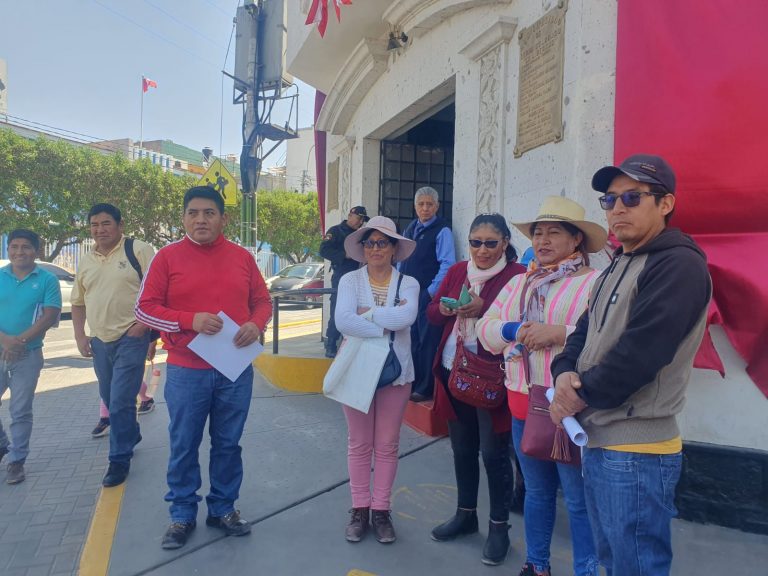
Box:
[287,0,768,534]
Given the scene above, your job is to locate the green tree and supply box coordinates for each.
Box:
[256,190,321,263]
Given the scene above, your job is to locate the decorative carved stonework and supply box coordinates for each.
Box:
[327,159,340,211]
[476,46,502,215]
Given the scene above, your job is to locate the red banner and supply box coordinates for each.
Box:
[615,0,768,396]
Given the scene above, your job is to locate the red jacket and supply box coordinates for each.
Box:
[426,260,525,433]
[135,235,272,369]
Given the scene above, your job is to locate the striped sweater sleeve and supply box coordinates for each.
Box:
[476,279,516,355]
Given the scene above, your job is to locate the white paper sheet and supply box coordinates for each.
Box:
[545,387,588,447]
[187,311,264,382]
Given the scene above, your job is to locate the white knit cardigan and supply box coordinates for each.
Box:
[334,266,420,386]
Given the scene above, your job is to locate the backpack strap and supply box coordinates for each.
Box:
[124,238,143,281]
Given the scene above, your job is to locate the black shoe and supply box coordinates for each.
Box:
[324,347,336,358]
[482,521,510,566]
[206,510,251,536]
[371,510,396,544]
[102,462,130,487]
[431,508,479,541]
[161,521,196,550]
[409,392,431,402]
[0,445,8,465]
[518,562,551,576]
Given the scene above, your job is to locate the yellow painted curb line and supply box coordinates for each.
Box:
[254,354,331,393]
[79,484,125,576]
[274,318,320,329]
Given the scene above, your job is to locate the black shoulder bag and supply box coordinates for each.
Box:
[376,273,404,388]
[125,238,160,341]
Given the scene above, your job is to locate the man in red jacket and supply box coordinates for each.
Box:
[136,186,272,550]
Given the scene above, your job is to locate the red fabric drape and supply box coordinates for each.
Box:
[615,0,768,397]
[314,91,327,233]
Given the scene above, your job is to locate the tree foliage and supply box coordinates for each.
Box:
[256,190,321,263]
[0,129,242,259]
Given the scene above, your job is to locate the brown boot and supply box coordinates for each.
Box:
[371,510,396,544]
[345,507,369,542]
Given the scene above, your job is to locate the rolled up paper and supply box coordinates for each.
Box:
[545,387,588,447]
[501,321,522,342]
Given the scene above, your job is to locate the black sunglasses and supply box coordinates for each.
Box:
[468,239,501,249]
[361,239,391,249]
[598,190,662,210]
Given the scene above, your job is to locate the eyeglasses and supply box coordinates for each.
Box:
[598,191,661,210]
[468,239,501,249]
[361,239,391,249]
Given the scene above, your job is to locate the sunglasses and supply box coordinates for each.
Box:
[468,239,501,249]
[598,191,661,210]
[361,239,391,249]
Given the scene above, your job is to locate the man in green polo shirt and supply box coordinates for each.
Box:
[0,229,62,485]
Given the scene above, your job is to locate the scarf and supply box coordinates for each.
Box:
[454,255,509,345]
[521,252,584,323]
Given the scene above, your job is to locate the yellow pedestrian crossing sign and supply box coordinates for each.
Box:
[201,159,238,206]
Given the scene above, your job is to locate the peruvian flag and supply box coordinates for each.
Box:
[306,0,351,37]
[142,76,158,93]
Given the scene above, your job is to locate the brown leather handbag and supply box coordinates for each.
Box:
[447,319,507,410]
[519,348,581,466]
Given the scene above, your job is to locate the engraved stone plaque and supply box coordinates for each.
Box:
[514,0,568,157]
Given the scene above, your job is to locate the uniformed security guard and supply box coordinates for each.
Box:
[319,206,368,357]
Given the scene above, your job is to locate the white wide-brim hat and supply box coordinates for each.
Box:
[344,216,417,263]
[512,196,608,253]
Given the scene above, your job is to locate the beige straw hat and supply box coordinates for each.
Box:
[512,196,608,253]
[344,216,417,263]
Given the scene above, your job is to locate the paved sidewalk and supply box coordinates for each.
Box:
[2,327,768,575]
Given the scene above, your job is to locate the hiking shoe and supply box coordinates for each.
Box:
[345,507,370,542]
[137,398,155,415]
[102,461,130,487]
[91,417,110,438]
[518,562,551,576]
[205,510,251,536]
[431,508,479,541]
[6,461,25,485]
[161,521,196,550]
[371,510,396,544]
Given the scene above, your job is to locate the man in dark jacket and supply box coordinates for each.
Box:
[550,154,711,576]
[319,206,368,357]
[399,187,456,401]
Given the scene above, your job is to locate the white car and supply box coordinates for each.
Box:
[1,259,74,316]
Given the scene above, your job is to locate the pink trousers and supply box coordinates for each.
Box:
[342,382,411,510]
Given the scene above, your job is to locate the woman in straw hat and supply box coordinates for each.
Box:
[477,196,606,576]
[335,216,419,544]
[425,213,526,566]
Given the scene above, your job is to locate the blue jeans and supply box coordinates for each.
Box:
[164,363,253,522]
[0,348,44,463]
[91,332,150,464]
[512,418,598,576]
[582,447,682,576]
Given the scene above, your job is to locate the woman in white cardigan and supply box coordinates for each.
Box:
[335,216,419,545]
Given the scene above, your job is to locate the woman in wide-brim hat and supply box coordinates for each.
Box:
[477,196,606,576]
[335,216,419,545]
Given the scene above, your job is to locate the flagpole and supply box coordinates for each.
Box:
[139,75,144,150]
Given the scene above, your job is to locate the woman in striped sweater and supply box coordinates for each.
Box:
[476,197,607,576]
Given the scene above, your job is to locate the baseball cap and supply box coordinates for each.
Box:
[592,154,676,194]
[350,206,370,221]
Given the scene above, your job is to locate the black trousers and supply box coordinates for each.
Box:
[443,367,512,522]
[410,290,441,397]
[325,273,342,350]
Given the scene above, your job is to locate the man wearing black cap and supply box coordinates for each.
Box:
[319,206,368,357]
[549,154,711,576]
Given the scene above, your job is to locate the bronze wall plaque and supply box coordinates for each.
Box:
[326,158,340,211]
[514,0,568,157]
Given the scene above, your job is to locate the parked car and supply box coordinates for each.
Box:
[265,263,325,308]
[0,259,74,317]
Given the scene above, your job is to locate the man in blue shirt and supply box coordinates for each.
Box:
[0,229,62,485]
[399,187,456,401]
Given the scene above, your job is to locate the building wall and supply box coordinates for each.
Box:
[291,0,767,457]
[286,127,318,192]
